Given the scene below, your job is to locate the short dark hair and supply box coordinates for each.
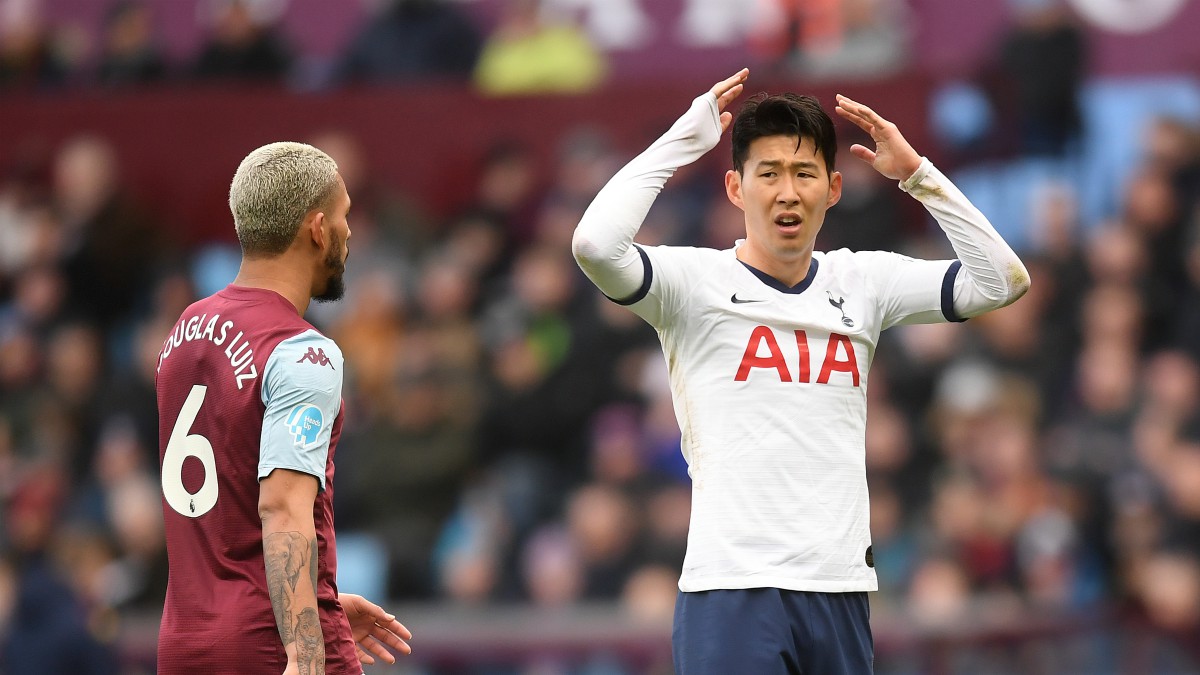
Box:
[731,93,837,176]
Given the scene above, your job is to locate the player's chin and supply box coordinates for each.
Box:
[313,273,346,303]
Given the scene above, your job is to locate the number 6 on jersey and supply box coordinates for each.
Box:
[162,384,219,518]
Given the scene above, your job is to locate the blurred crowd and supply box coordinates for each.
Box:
[2,0,1200,673]
[0,0,921,96]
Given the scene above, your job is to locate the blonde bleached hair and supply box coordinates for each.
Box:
[229,141,339,256]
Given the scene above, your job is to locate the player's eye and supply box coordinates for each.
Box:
[761,171,777,178]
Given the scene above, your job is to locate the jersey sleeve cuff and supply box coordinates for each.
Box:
[941,260,967,323]
[258,464,327,491]
[608,245,653,306]
[898,157,933,194]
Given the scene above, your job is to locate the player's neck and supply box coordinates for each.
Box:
[736,243,814,288]
[232,258,310,317]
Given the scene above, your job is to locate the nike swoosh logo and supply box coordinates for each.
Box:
[731,294,764,304]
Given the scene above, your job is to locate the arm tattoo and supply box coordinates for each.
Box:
[264,531,310,646]
[295,607,325,675]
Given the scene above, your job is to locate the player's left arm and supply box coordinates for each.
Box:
[261,469,324,675]
[338,592,412,665]
[258,332,343,674]
[835,94,1030,319]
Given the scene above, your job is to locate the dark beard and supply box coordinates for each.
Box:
[313,237,346,303]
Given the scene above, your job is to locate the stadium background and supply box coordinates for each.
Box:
[1,0,1198,672]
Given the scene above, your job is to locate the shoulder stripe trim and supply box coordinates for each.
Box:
[610,244,653,306]
[941,260,966,323]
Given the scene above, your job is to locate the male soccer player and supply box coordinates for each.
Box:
[156,142,411,674]
[572,70,1029,673]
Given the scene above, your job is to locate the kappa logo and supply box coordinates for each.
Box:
[296,347,335,369]
[827,292,854,327]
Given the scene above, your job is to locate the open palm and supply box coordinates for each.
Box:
[339,593,412,665]
[834,94,923,182]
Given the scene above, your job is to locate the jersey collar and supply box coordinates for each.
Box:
[737,256,820,294]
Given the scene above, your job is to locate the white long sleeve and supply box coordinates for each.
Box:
[572,91,1030,317]
[899,159,1031,318]
[572,92,724,301]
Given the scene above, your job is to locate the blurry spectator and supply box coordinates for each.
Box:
[53,135,168,331]
[3,263,67,337]
[521,525,583,606]
[638,483,689,568]
[970,271,1072,418]
[477,243,610,495]
[928,472,1014,591]
[1119,165,1188,348]
[20,323,106,485]
[1,465,119,675]
[817,141,906,253]
[565,483,638,599]
[0,0,68,90]
[1086,225,1147,289]
[71,417,167,610]
[799,0,911,81]
[1015,507,1098,608]
[447,140,541,257]
[434,480,510,604]
[474,0,606,96]
[620,564,677,624]
[545,127,620,214]
[1143,117,1200,223]
[1134,551,1200,633]
[996,0,1086,156]
[336,0,482,84]
[906,554,971,626]
[866,480,918,600]
[1137,351,1200,436]
[444,213,513,293]
[328,266,408,404]
[192,0,292,82]
[97,315,171,469]
[95,1,165,88]
[586,405,646,488]
[928,81,999,166]
[751,0,911,81]
[1025,182,1088,361]
[0,176,61,287]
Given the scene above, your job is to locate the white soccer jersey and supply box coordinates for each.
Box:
[623,244,956,592]
[572,89,1029,595]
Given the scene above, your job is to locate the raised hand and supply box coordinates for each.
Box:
[711,68,749,133]
[834,94,923,182]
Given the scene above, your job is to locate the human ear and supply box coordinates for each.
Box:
[826,171,843,209]
[725,170,745,210]
[306,210,329,249]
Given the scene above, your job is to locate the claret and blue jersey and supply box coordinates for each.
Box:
[154,285,358,674]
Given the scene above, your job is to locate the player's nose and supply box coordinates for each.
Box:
[777,179,801,206]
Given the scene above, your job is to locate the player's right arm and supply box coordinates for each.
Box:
[261,469,324,675]
[571,69,747,306]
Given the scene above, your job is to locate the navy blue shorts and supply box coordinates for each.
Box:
[672,588,873,675]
